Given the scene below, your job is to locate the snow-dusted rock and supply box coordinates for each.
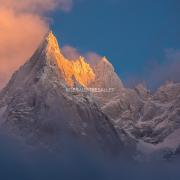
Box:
[102,82,180,158]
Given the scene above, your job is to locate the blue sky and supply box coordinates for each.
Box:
[51,0,180,88]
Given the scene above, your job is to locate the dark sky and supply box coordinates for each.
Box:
[51,0,180,88]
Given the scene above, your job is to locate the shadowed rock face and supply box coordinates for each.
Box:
[0,31,127,154]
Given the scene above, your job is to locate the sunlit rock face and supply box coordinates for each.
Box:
[40,31,96,88]
[0,31,127,153]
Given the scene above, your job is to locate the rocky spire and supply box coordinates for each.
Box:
[44,31,61,53]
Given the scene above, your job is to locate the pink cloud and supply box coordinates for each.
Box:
[0,0,74,89]
[62,46,81,60]
[0,8,48,88]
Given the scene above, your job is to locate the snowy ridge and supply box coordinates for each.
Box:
[102,82,180,158]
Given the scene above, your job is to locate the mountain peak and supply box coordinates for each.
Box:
[95,57,114,72]
[102,56,109,63]
[45,30,56,42]
[45,31,57,43]
[42,30,61,55]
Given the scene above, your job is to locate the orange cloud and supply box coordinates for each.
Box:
[0,0,73,89]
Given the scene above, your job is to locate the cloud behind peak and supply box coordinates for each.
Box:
[0,0,74,89]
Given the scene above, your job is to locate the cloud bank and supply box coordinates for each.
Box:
[0,0,73,89]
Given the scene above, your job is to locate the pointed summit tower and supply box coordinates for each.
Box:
[42,31,62,57]
[46,31,58,43]
[30,30,64,68]
[44,31,59,48]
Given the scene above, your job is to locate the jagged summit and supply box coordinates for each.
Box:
[43,31,61,53]
[38,30,62,60]
[46,30,55,40]
[43,31,59,46]
[100,57,114,69]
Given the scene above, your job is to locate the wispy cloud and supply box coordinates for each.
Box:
[125,48,180,89]
[149,48,180,88]
[0,0,74,89]
[62,46,81,60]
